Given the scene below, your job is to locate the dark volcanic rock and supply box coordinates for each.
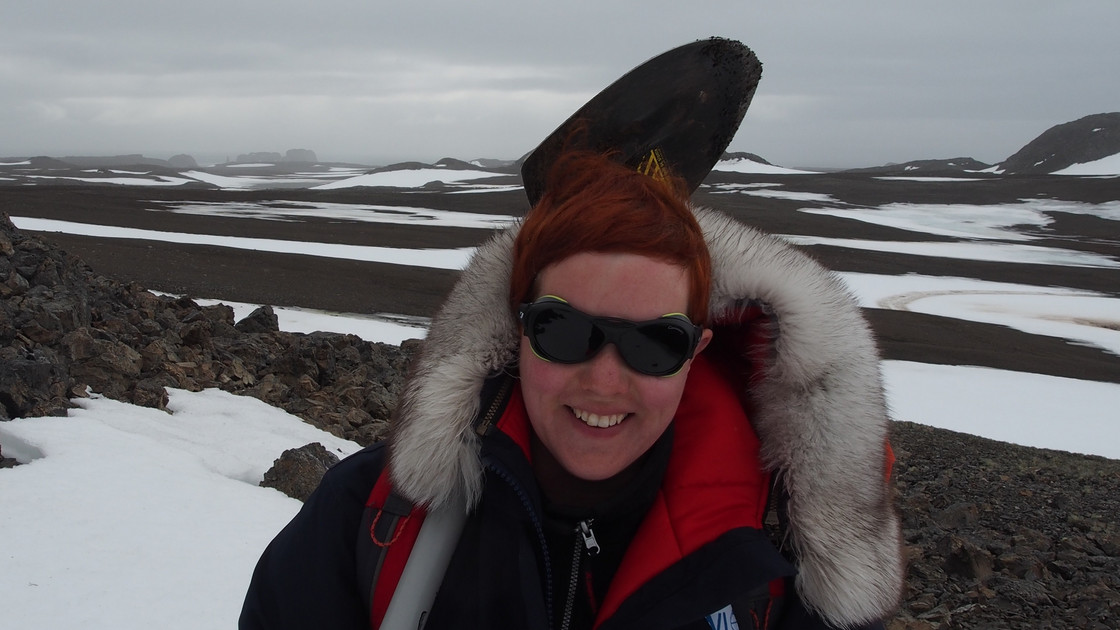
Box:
[235,305,280,333]
[260,442,341,501]
[1000,112,1120,174]
[0,351,71,418]
[0,214,417,442]
[889,421,1120,629]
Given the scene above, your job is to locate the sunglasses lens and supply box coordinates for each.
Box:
[529,305,602,363]
[620,322,694,376]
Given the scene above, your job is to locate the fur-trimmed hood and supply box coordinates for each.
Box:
[388,206,903,628]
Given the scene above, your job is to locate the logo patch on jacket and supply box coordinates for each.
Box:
[705,604,739,629]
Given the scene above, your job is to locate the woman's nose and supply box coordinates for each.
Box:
[579,344,629,394]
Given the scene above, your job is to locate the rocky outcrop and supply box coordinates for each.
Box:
[0,214,416,444]
[261,442,340,501]
[999,112,1120,174]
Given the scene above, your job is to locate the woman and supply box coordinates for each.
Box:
[241,151,902,629]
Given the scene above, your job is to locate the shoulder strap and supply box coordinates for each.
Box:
[357,372,515,628]
[380,493,468,629]
[357,470,427,629]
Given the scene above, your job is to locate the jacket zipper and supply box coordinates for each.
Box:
[475,375,514,437]
[559,519,599,630]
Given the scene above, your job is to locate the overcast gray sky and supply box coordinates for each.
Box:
[3,1,1117,168]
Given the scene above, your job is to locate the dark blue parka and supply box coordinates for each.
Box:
[242,357,885,629]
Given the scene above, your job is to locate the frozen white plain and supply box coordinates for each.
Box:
[150,199,519,230]
[312,167,507,190]
[2,160,1119,629]
[11,217,477,271]
[839,273,1120,357]
[781,235,1120,269]
[801,199,1120,241]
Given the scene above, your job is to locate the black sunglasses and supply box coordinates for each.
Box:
[517,296,703,377]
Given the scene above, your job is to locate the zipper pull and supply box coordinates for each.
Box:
[578,520,600,556]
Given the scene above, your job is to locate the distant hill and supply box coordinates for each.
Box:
[10,112,1118,181]
[232,149,319,164]
[841,157,992,176]
[830,112,1120,176]
[234,152,283,163]
[168,154,198,169]
[471,158,519,169]
[11,154,198,170]
[722,151,774,166]
[28,156,75,169]
[372,161,442,173]
[59,154,173,169]
[433,157,480,170]
[284,149,318,163]
[998,112,1120,174]
[370,157,514,174]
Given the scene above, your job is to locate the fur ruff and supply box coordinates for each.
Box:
[388,206,903,627]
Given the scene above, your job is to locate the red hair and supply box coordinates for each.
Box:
[511,151,711,324]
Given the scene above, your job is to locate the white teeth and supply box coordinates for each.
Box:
[573,408,626,428]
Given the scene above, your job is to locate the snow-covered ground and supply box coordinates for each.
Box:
[0,390,362,629]
[0,161,510,190]
[12,217,478,271]
[149,199,518,229]
[3,164,1120,628]
[1051,152,1120,176]
[313,166,507,190]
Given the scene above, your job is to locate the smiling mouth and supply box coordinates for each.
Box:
[571,407,628,428]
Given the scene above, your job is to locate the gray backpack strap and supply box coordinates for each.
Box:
[370,373,513,628]
[380,494,469,629]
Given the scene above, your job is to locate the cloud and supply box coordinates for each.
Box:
[3,1,1118,166]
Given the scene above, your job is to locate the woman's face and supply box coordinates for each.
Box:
[519,251,711,482]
